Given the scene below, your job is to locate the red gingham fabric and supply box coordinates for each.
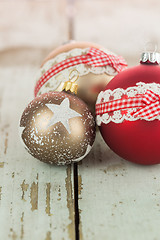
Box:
[34,47,127,97]
[96,90,160,120]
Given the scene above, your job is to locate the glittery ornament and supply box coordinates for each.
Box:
[20,91,96,165]
[96,50,160,165]
[34,41,127,113]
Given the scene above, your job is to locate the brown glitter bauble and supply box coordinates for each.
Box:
[35,41,124,113]
[20,91,96,165]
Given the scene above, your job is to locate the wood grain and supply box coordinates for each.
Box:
[0,1,77,239]
[0,0,68,50]
[0,53,75,240]
[78,132,160,240]
[1,0,160,239]
[76,1,160,239]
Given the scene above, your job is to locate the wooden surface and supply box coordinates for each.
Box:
[78,133,160,240]
[1,0,160,239]
[0,66,75,240]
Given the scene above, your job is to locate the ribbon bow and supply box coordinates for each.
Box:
[132,90,160,119]
[34,47,127,97]
[96,90,160,120]
[86,48,127,72]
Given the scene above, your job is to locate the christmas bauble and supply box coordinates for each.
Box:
[20,91,96,165]
[34,41,127,113]
[96,51,160,165]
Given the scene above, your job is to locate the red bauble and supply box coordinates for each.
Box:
[96,53,160,165]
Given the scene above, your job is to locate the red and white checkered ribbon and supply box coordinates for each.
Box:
[96,90,160,120]
[34,47,127,97]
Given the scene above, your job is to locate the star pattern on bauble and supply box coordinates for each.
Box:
[46,98,82,134]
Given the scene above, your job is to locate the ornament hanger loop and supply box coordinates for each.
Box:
[144,42,158,53]
[69,69,79,82]
[62,69,79,94]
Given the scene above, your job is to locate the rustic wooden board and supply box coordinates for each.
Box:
[76,1,160,239]
[0,65,76,240]
[0,0,77,238]
[78,132,160,240]
[0,0,68,50]
[1,0,160,239]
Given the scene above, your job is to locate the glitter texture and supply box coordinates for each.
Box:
[20,91,96,165]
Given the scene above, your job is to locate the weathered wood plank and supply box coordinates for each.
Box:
[0,0,77,238]
[0,0,68,50]
[0,64,75,240]
[78,132,160,240]
[76,1,160,239]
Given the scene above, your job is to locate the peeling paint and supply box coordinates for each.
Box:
[57,185,61,201]
[21,180,29,201]
[46,183,51,216]
[10,202,13,215]
[45,231,51,240]
[65,166,75,240]
[4,132,8,154]
[0,162,4,168]
[1,124,9,132]
[107,163,125,172]
[30,182,38,211]
[10,207,12,215]
[21,212,24,222]
[100,163,126,176]
[78,175,83,196]
[20,212,24,240]
[78,175,83,239]
[10,228,17,240]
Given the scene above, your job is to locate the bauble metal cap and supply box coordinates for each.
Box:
[140,52,160,64]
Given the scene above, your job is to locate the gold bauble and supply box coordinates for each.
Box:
[35,41,122,113]
[20,91,96,165]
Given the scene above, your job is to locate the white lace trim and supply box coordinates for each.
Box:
[96,82,160,125]
[35,48,118,95]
